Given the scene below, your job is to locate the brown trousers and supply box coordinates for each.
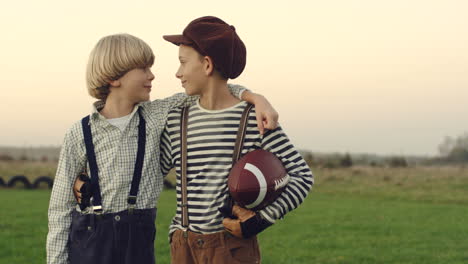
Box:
[170,229,261,264]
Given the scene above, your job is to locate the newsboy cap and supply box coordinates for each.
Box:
[163,16,246,79]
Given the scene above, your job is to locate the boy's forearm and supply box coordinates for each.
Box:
[47,174,75,263]
[241,90,262,104]
[241,90,278,134]
[227,83,247,99]
[159,128,174,176]
[158,92,195,109]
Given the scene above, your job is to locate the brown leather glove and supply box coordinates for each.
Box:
[222,205,272,238]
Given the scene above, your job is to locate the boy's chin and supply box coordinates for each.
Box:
[137,94,150,102]
[184,89,200,96]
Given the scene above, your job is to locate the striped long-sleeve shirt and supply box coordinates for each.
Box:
[46,85,245,264]
[160,100,314,236]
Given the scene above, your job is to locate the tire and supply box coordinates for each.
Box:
[0,177,5,187]
[7,175,32,189]
[32,176,54,189]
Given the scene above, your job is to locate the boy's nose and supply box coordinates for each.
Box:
[175,66,182,79]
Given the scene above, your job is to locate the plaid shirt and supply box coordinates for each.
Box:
[46,85,244,264]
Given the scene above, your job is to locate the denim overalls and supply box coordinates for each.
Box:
[69,109,156,264]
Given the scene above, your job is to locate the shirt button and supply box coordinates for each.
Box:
[115,215,121,221]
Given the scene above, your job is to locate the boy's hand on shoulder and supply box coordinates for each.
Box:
[241,91,279,134]
[254,94,279,135]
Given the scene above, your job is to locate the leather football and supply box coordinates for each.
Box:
[228,149,289,211]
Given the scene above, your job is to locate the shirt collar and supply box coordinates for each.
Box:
[89,100,145,124]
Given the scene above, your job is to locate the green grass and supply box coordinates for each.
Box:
[0,190,50,263]
[259,192,468,264]
[1,166,468,263]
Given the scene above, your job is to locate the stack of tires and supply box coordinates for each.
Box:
[0,175,53,189]
[0,176,175,190]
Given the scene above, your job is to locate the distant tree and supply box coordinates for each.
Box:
[40,155,49,162]
[446,147,468,163]
[304,152,314,167]
[340,153,353,168]
[438,136,455,156]
[323,160,337,169]
[388,156,408,167]
[438,132,468,163]
[322,155,341,169]
[0,154,14,161]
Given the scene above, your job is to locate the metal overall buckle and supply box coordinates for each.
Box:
[92,205,103,220]
[182,227,188,238]
[127,195,137,214]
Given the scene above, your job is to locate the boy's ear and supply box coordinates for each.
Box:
[203,56,215,76]
[109,79,121,88]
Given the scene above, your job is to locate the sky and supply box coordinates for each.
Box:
[0,0,467,156]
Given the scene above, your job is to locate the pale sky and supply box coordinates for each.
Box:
[0,0,467,156]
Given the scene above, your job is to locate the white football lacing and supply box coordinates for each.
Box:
[274,174,290,191]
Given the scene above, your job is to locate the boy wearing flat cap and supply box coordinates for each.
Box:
[59,33,277,264]
[161,16,314,263]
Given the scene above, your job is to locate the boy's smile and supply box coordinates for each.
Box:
[116,67,155,103]
[176,45,207,96]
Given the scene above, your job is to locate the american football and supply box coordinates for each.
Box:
[228,149,289,211]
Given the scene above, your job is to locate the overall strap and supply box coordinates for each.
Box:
[232,103,254,165]
[81,116,103,214]
[127,109,146,214]
[180,106,190,235]
[226,103,254,213]
[81,108,147,215]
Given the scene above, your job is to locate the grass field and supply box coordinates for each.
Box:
[1,166,468,263]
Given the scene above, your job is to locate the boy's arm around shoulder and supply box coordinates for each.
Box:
[147,84,279,134]
[240,90,279,135]
[147,83,246,117]
[159,123,174,177]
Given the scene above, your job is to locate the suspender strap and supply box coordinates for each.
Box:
[232,103,254,165]
[81,108,147,215]
[81,116,103,214]
[179,103,254,233]
[180,107,190,231]
[128,109,146,213]
[227,103,254,214]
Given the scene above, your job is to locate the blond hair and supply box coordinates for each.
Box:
[86,34,155,100]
